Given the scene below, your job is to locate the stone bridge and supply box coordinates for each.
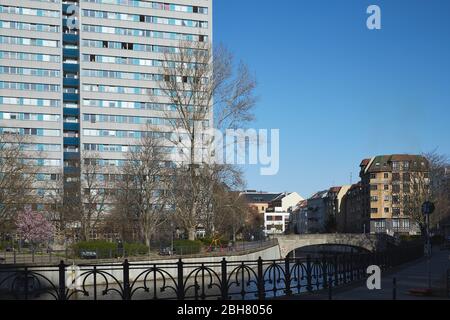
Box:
[275,234,389,257]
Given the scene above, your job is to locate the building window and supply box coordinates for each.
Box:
[370,184,378,191]
[403,184,410,194]
[371,208,378,214]
[370,173,377,179]
[392,185,400,193]
[392,195,400,204]
[393,208,401,216]
[392,162,400,171]
[384,185,389,191]
[384,207,390,213]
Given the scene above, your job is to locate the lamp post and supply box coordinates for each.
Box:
[422,201,435,290]
[170,222,175,256]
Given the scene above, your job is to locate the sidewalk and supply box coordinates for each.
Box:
[330,248,450,300]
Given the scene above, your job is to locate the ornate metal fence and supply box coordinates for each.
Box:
[0,245,423,300]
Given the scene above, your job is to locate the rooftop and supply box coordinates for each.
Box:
[362,154,429,173]
[240,191,282,203]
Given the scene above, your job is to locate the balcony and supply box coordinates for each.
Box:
[63,137,79,146]
[63,63,79,73]
[63,33,79,44]
[62,3,79,15]
[64,166,80,175]
[63,77,79,87]
[63,93,79,102]
[63,48,79,59]
[64,152,80,160]
[63,122,79,131]
[63,107,79,116]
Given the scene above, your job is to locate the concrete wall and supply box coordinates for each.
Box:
[0,244,281,292]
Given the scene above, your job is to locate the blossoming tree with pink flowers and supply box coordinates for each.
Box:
[15,208,55,250]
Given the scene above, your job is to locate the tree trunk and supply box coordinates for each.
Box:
[188,227,196,241]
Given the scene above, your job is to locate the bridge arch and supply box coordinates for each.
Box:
[275,234,385,258]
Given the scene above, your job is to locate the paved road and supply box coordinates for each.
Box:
[298,248,450,300]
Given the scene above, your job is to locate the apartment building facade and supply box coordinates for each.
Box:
[240,191,282,216]
[339,182,369,234]
[359,155,429,235]
[0,0,213,235]
[264,192,304,236]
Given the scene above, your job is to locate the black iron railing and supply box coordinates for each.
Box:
[447,269,450,298]
[0,245,423,300]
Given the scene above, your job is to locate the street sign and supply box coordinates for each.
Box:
[422,201,435,216]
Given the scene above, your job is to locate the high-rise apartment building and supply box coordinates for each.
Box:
[0,0,212,229]
[359,155,429,235]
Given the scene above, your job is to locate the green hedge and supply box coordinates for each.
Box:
[399,235,422,243]
[173,240,203,255]
[124,243,149,256]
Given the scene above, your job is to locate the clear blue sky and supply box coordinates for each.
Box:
[213,0,450,198]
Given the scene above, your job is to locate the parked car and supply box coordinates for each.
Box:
[158,247,173,256]
[80,250,97,259]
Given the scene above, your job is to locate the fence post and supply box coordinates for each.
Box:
[93,265,97,300]
[123,259,130,300]
[13,250,16,264]
[177,259,185,300]
[328,275,333,300]
[322,255,328,290]
[334,254,339,287]
[306,255,312,292]
[447,269,450,298]
[24,266,29,300]
[349,253,354,282]
[342,254,348,285]
[221,258,228,300]
[257,257,265,300]
[284,256,292,296]
[58,261,66,300]
[392,277,397,300]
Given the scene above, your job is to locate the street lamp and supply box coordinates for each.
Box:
[170,222,175,256]
[422,201,435,290]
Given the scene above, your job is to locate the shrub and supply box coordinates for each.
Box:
[173,240,203,255]
[399,235,422,243]
[431,235,444,245]
[72,241,117,259]
[124,243,149,256]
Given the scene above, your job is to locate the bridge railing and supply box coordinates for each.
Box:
[0,244,423,300]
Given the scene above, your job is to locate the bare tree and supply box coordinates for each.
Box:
[399,154,447,235]
[424,151,450,231]
[47,170,80,244]
[401,173,431,235]
[113,134,171,247]
[0,133,38,232]
[212,181,248,242]
[79,152,107,241]
[154,41,257,240]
